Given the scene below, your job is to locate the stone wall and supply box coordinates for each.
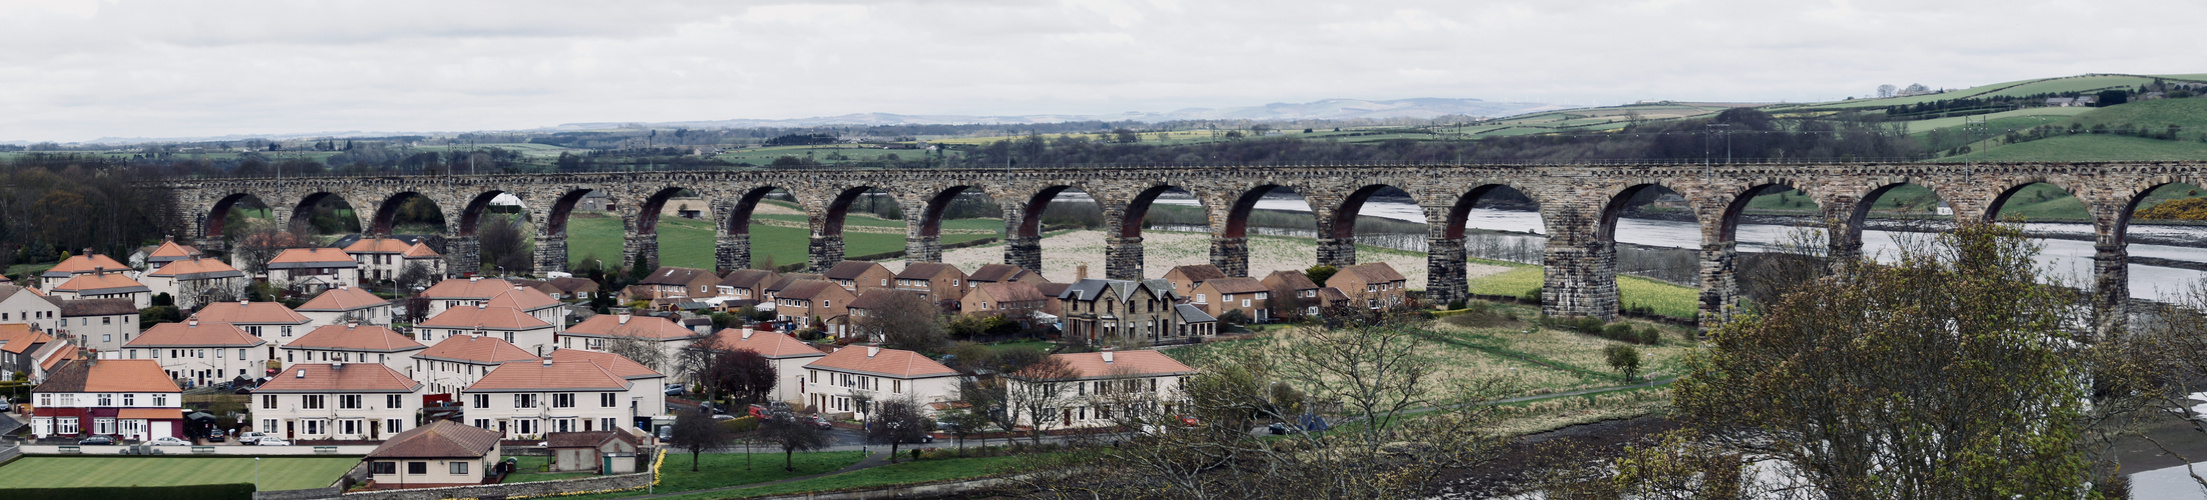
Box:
[341,471,651,500]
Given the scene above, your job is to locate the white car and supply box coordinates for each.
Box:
[148,436,192,446]
[256,437,291,446]
[237,431,267,444]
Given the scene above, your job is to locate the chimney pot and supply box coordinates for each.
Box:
[866,346,880,358]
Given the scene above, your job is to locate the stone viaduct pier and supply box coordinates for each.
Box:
[151,162,2206,332]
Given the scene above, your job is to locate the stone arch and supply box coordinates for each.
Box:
[1327,184,1419,239]
[204,191,270,239]
[1222,184,1312,240]
[368,191,447,236]
[1716,180,1821,243]
[1014,185,1092,239]
[1982,176,2095,223]
[1847,179,1960,229]
[821,185,907,238]
[1441,183,1541,241]
[634,186,696,235]
[288,191,363,234]
[544,188,601,238]
[1596,181,1693,243]
[458,190,527,236]
[1119,183,1202,238]
[2113,177,2207,247]
[726,185,802,236]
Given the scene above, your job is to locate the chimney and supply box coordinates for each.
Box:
[866,346,880,358]
[187,317,198,327]
[477,303,486,310]
[84,247,94,256]
[94,266,105,276]
[1101,351,1114,364]
[1076,263,1089,281]
[542,358,553,367]
[617,311,632,324]
[470,276,481,282]
[333,362,343,369]
[240,299,249,306]
[346,320,358,329]
[740,327,754,340]
[338,284,347,291]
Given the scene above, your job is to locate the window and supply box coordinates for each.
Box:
[339,419,360,435]
[407,462,427,475]
[473,419,490,429]
[152,394,167,406]
[339,395,362,409]
[94,418,115,435]
[262,395,277,409]
[386,419,403,434]
[303,419,323,435]
[517,419,536,435]
[97,393,112,406]
[450,461,468,475]
[515,394,537,408]
[472,394,489,408]
[103,316,111,325]
[102,334,111,343]
[371,462,396,475]
[122,393,134,406]
[602,417,619,430]
[57,417,78,435]
[38,394,49,407]
[388,395,403,409]
[601,393,616,407]
[302,395,326,409]
[553,393,575,408]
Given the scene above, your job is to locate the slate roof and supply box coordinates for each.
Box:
[367,420,501,459]
[256,363,422,393]
[57,298,137,316]
[544,429,642,449]
[1057,279,1173,303]
[803,346,957,379]
[286,324,425,353]
[1175,304,1217,324]
[33,359,181,394]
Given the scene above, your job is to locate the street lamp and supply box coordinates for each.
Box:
[255,457,261,490]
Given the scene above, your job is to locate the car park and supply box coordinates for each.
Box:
[148,436,191,446]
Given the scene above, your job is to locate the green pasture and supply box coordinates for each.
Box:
[1941,133,2207,163]
[563,211,1000,271]
[1899,106,2092,133]
[1466,259,1700,320]
[0,456,360,490]
[2063,97,2207,132]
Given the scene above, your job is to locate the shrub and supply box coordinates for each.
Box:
[1639,326,1662,345]
[1520,288,1542,304]
[1447,298,1467,310]
[1217,309,1250,326]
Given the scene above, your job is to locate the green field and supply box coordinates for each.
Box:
[562,211,1001,270]
[1943,133,2207,163]
[0,456,360,490]
[1466,259,1701,320]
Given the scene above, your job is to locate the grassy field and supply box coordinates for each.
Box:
[1943,133,2207,163]
[502,455,595,483]
[562,211,1000,270]
[706,454,1038,499]
[1463,259,1701,320]
[0,456,360,490]
[550,451,869,500]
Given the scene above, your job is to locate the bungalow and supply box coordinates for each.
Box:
[802,346,960,421]
[894,262,967,304]
[141,257,247,309]
[50,270,152,309]
[545,430,644,473]
[1325,263,1410,309]
[417,304,557,356]
[266,248,362,292]
[295,285,396,326]
[462,358,636,438]
[281,322,426,376]
[253,362,424,441]
[362,420,503,489]
[694,328,826,405]
[124,319,271,387]
[412,334,539,396]
[823,261,894,293]
[1005,350,1199,428]
[40,251,130,289]
[30,359,185,441]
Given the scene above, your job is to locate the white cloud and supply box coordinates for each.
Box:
[0,0,2203,142]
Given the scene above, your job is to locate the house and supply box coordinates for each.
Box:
[417,278,565,329]
[412,334,539,395]
[1031,283,1071,318]
[637,267,719,300]
[52,298,140,353]
[546,349,668,428]
[894,263,967,304]
[362,420,503,489]
[762,273,825,302]
[961,282,1054,328]
[401,243,447,278]
[40,251,130,289]
[281,322,426,376]
[0,284,61,334]
[2044,97,2075,107]
[462,358,637,438]
[50,270,152,308]
[1317,287,1352,309]
[266,248,363,292]
[295,285,396,326]
[802,346,960,420]
[191,300,316,357]
[823,261,895,293]
[1056,279,1184,345]
[715,269,777,302]
[545,430,644,473]
[1173,305,1217,337]
[965,264,1041,293]
[1325,263,1410,309]
[253,362,425,441]
[1161,264,1229,295]
[134,239,203,270]
[695,328,826,405]
[0,324,55,381]
[29,359,185,440]
[1005,350,1198,428]
[417,304,557,356]
[32,342,83,384]
[123,319,271,387]
[346,238,420,282]
[1259,271,1324,318]
[775,280,857,335]
[557,311,706,369]
[140,257,247,308]
[517,277,599,301]
[1189,277,1271,323]
[844,289,928,339]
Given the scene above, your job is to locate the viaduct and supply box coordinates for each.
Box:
[150,162,2207,333]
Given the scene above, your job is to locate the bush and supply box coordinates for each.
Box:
[1217,309,1250,326]
[1520,288,1542,304]
[1639,326,1662,345]
[1602,323,1634,339]
[1447,298,1467,310]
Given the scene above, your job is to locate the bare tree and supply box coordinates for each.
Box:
[667,408,731,472]
[1877,84,1898,98]
[230,228,308,275]
[868,395,936,464]
[757,418,832,472]
[177,277,246,309]
[1007,356,1079,444]
[396,261,436,290]
[852,290,948,353]
[599,326,668,373]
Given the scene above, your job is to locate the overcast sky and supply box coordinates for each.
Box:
[3,0,2203,143]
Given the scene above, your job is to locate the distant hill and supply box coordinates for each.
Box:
[551,98,1572,130]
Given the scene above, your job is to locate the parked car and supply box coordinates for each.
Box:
[806,415,834,430]
[256,437,291,446]
[148,436,191,446]
[665,384,684,396]
[656,425,673,441]
[205,433,226,443]
[77,435,117,445]
[237,431,267,444]
[746,404,773,420]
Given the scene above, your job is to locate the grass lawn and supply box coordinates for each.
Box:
[709,454,1039,499]
[562,211,998,271]
[656,451,867,493]
[0,456,360,490]
[1943,133,2207,163]
[502,455,595,483]
[1464,258,1700,320]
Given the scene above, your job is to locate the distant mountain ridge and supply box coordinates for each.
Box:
[551,97,1574,130]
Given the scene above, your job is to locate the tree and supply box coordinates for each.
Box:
[1266,281,1309,323]
[396,262,435,291]
[600,329,668,373]
[757,418,832,472]
[852,290,948,353]
[230,228,309,275]
[1007,356,1079,444]
[1901,83,1930,95]
[1303,265,1338,288]
[1877,84,1898,98]
[177,276,247,309]
[868,396,936,464]
[696,346,777,406]
[477,214,532,274]
[667,408,732,472]
[1603,344,1641,381]
[1669,223,2097,497]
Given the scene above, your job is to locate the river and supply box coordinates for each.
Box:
[1132,193,2207,303]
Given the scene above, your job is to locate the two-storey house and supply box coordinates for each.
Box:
[961,282,1053,328]
[0,284,60,334]
[0,324,55,381]
[514,277,599,301]
[802,346,960,421]
[1161,264,1228,296]
[1189,277,1271,323]
[696,328,825,405]
[1258,270,1324,318]
[417,278,565,331]
[964,264,1041,293]
[636,267,718,301]
[893,263,967,304]
[344,237,441,282]
[41,251,130,290]
[141,257,247,308]
[282,322,426,375]
[462,358,636,438]
[138,239,203,270]
[50,270,151,308]
[295,285,396,326]
[412,334,539,396]
[417,304,557,356]
[715,269,777,303]
[192,299,316,358]
[1006,350,1198,428]
[775,280,855,335]
[266,248,362,292]
[56,299,140,352]
[1325,263,1410,309]
[253,362,424,440]
[546,349,667,430]
[557,311,705,371]
[762,273,825,302]
[823,261,894,294]
[30,359,185,440]
[124,319,270,387]
[1056,279,1183,345]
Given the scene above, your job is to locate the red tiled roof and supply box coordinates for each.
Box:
[257,363,422,393]
[126,321,266,348]
[39,345,80,371]
[548,348,664,380]
[147,240,201,261]
[192,301,311,324]
[286,323,425,352]
[413,335,539,365]
[1166,264,1228,282]
[402,243,441,258]
[1340,263,1407,282]
[34,359,180,394]
[45,254,129,276]
[421,278,520,300]
[699,328,827,359]
[482,287,561,311]
[146,257,243,279]
[267,248,357,266]
[563,314,700,340]
[0,324,51,354]
[1262,270,1319,291]
[804,346,957,379]
[1030,350,1197,380]
[368,420,500,459]
[296,286,390,312]
[344,238,416,254]
[53,273,149,294]
[466,359,631,392]
[419,305,552,330]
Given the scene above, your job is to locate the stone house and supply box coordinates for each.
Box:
[124,319,271,387]
[140,256,247,309]
[802,346,961,421]
[694,328,825,405]
[266,248,362,293]
[894,262,967,304]
[1005,350,1198,428]
[462,358,637,438]
[281,323,426,376]
[774,280,856,335]
[1161,264,1228,296]
[417,304,558,357]
[40,252,130,290]
[1056,279,1184,345]
[823,261,895,293]
[1189,277,1271,323]
[362,420,503,489]
[50,270,151,308]
[411,334,539,396]
[294,285,396,326]
[29,359,184,440]
[1326,263,1410,309]
[252,362,424,441]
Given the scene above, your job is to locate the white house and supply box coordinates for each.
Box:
[56,299,143,353]
[411,334,539,396]
[417,304,558,357]
[294,285,396,326]
[0,284,60,333]
[281,322,426,376]
[50,270,152,309]
[419,278,565,327]
[122,319,271,387]
[266,248,363,292]
[802,346,961,421]
[557,312,705,374]
[139,257,246,309]
[696,328,825,406]
[190,300,316,359]
[252,362,425,441]
[1005,350,1198,429]
[40,252,130,290]
[547,348,668,429]
[461,358,635,439]
[345,237,425,282]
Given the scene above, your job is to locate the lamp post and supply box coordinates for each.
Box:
[255,457,261,490]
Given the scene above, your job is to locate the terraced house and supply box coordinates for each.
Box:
[823,260,894,293]
[635,266,719,300]
[124,319,270,386]
[546,348,667,430]
[412,334,539,396]
[803,346,960,421]
[557,311,705,368]
[417,303,557,356]
[417,278,567,332]
[265,247,362,292]
[463,358,637,438]
[253,362,424,441]
[282,322,426,376]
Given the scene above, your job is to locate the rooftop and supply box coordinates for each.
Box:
[295,286,391,312]
[895,262,964,280]
[563,313,702,340]
[412,335,539,365]
[34,359,181,394]
[126,321,266,348]
[286,323,425,352]
[45,253,129,277]
[418,305,552,331]
[466,358,631,392]
[804,346,957,379]
[698,328,826,359]
[267,248,359,268]
[367,420,501,459]
[823,261,886,281]
[547,348,665,380]
[256,363,422,393]
[191,300,311,325]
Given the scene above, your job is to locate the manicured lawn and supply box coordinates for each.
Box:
[549,451,868,500]
[0,456,360,490]
[502,455,595,483]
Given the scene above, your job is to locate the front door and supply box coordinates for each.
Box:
[121,419,145,440]
[1062,409,1071,426]
[285,420,295,439]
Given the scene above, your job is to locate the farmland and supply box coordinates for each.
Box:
[0,456,359,490]
[562,210,1001,270]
